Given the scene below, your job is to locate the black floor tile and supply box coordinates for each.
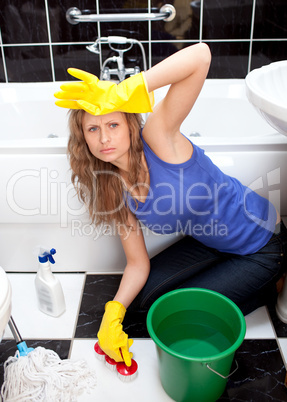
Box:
[75,274,122,338]
[220,339,287,401]
[75,274,150,338]
[124,309,149,338]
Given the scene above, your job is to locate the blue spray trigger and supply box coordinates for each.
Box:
[38,248,56,264]
[48,248,56,264]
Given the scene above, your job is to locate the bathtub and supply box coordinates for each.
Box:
[1,79,287,272]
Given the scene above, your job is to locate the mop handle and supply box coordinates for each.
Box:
[8,316,23,344]
[8,316,34,356]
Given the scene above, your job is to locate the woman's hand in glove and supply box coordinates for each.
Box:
[97,300,133,366]
[54,68,154,115]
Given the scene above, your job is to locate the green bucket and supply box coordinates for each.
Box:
[146,288,246,402]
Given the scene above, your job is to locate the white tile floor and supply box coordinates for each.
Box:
[72,339,174,402]
[2,272,286,401]
[4,273,85,339]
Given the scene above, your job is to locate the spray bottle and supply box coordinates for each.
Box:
[35,248,66,317]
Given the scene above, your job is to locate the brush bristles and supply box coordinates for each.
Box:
[116,359,138,382]
[95,353,106,361]
[105,361,117,371]
[105,355,117,371]
[117,370,138,382]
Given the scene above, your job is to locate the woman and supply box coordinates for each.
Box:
[55,43,287,366]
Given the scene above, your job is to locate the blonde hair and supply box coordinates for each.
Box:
[67,109,144,226]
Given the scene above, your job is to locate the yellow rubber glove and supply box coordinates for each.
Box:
[97,301,133,366]
[54,68,154,115]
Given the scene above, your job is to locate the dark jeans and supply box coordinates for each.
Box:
[130,221,287,315]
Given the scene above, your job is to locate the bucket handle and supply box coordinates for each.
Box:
[206,360,239,379]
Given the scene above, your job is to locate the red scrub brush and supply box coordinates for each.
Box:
[94,341,106,361]
[116,359,138,382]
[94,341,138,381]
[105,355,118,371]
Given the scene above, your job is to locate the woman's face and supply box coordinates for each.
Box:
[82,111,131,169]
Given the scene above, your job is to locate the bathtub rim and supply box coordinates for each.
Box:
[1,132,287,155]
[1,78,287,150]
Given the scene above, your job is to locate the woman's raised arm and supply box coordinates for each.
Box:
[143,43,211,159]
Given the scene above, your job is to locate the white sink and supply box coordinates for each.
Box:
[245,61,287,136]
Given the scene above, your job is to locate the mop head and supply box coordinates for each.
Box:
[0,346,97,402]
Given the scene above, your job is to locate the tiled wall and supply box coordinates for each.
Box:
[0,0,286,83]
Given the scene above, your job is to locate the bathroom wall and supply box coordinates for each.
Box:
[0,0,286,83]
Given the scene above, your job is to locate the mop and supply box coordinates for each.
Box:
[1,316,96,401]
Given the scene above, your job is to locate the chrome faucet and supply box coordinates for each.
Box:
[86,36,147,81]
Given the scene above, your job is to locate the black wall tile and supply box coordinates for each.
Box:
[100,23,148,41]
[151,21,176,41]
[201,0,253,40]
[0,0,286,82]
[183,11,200,41]
[151,2,196,42]
[169,3,195,41]
[5,45,52,82]
[254,0,287,39]
[0,0,48,44]
[251,40,287,71]
[151,42,180,66]
[48,0,99,42]
[53,44,101,81]
[0,51,5,82]
[208,42,250,78]
[99,0,148,11]
[98,0,149,41]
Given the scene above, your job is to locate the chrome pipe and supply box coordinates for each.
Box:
[66,5,176,25]
[86,36,148,73]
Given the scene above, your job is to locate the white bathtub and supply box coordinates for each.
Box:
[1,79,287,272]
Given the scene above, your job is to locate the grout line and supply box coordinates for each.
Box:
[148,0,152,69]
[151,39,199,44]
[0,28,8,83]
[96,0,103,71]
[266,306,287,369]
[1,38,286,48]
[70,272,88,340]
[248,38,287,42]
[68,338,74,359]
[149,38,287,43]
[248,0,257,74]
[277,338,287,369]
[199,0,203,42]
[44,0,55,81]
[69,272,87,358]
[265,305,278,338]
[85,271,124,275]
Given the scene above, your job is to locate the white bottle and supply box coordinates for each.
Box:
[35,248,66,317]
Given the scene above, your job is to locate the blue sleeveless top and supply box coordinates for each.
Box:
[127,133,277,255]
